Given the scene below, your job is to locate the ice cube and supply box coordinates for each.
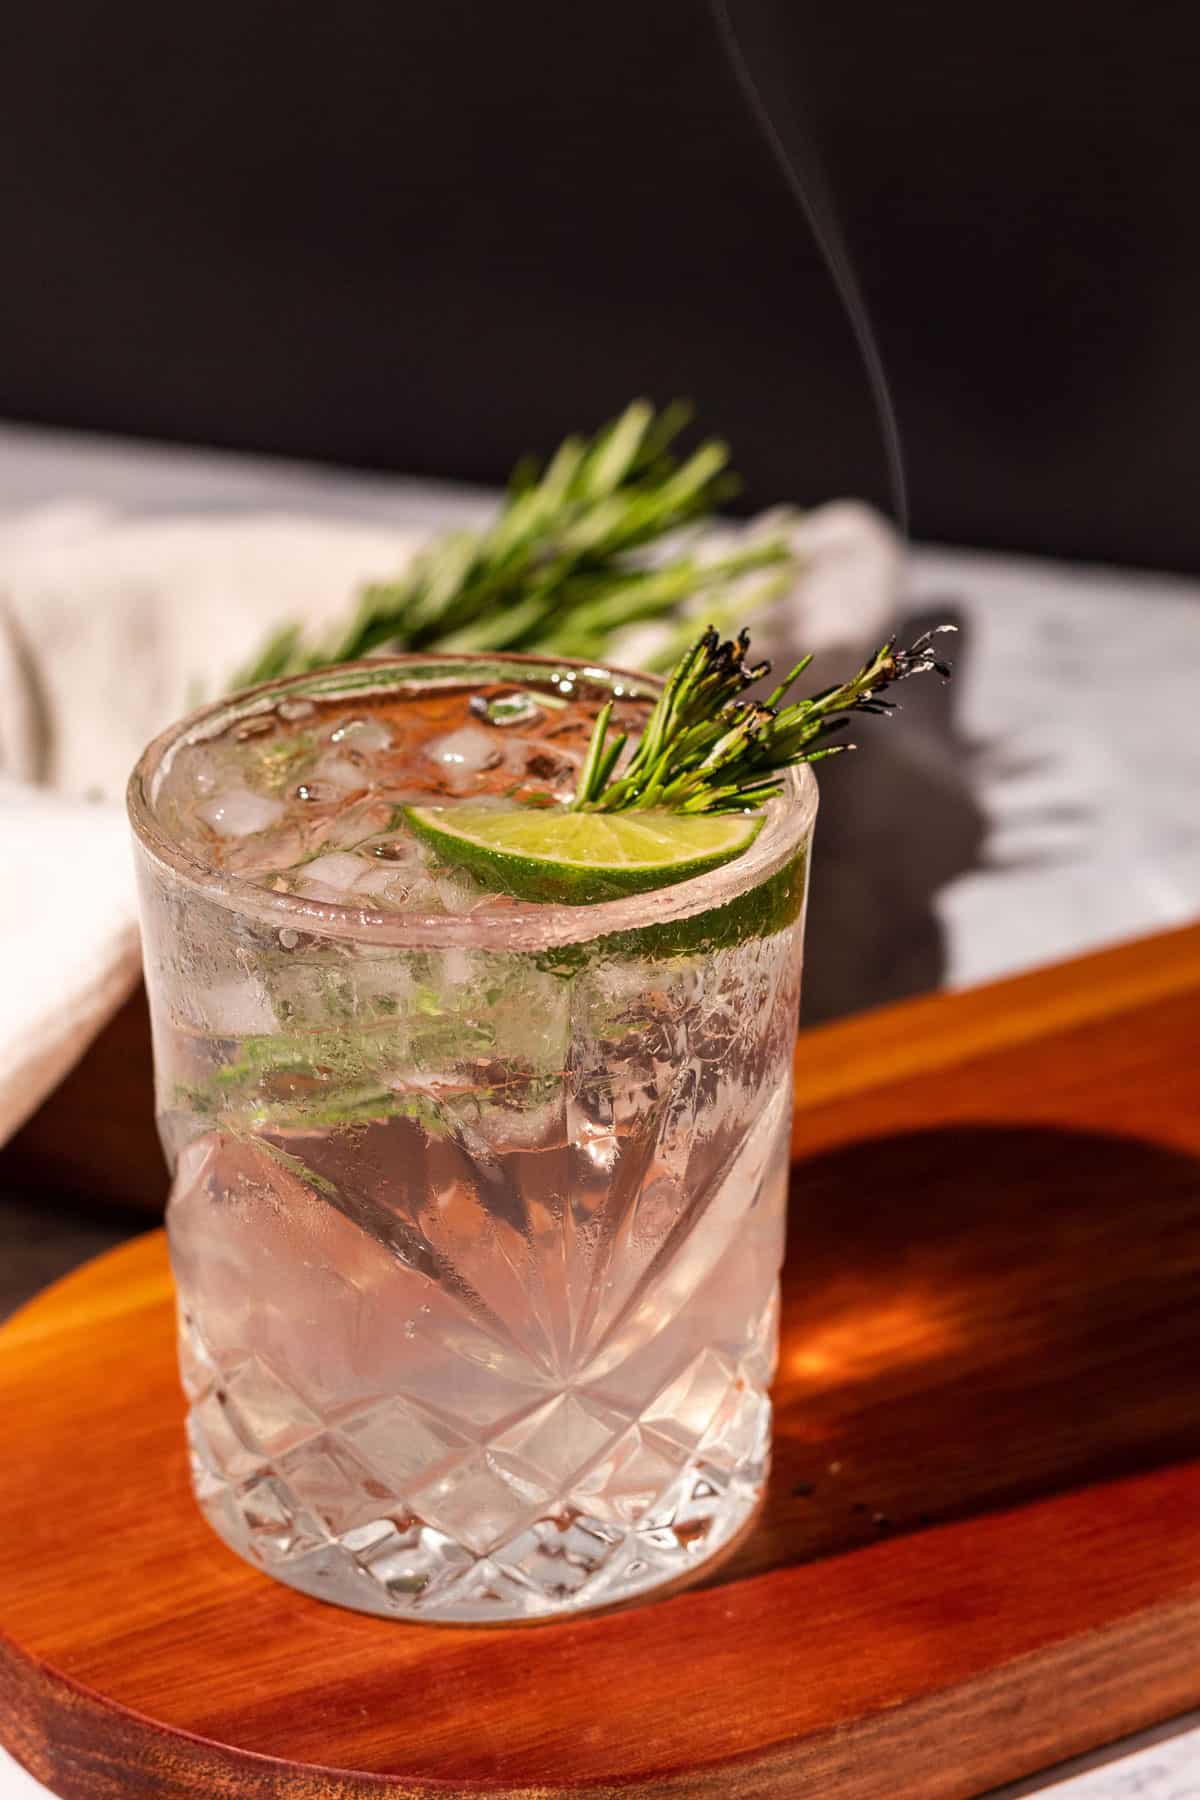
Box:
[351,865,411,906]
[424,725,503,792]
[186,751,222,796]
[197,787,285,838]
[330,716,393,752]
[193,975,277,1037]
[397,869,453,915]
[293,852,369,897]
[222,826,307,877]
[435,875,488,915]
[313,799,397,854]
[313,753,373,793]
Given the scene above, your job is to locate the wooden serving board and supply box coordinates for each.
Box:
[3,923,1200,1799]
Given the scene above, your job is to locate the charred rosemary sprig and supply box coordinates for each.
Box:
[571,625,955,814]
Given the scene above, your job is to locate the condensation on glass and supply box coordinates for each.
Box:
[128,654,817,1622]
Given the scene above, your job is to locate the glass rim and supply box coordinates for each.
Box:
[127,650,819,952]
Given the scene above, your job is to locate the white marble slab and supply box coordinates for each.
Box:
[0,1754,48,1798]
[913,544,1200,987]
[988,1718,1200,1799]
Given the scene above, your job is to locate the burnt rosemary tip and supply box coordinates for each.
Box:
[572,618,955,814]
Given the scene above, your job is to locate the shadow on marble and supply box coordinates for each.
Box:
[801,604,986,1022]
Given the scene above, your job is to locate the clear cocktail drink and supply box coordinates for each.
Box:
[128,654,816,1622]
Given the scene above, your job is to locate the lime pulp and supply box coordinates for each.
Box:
[403,804,763,905]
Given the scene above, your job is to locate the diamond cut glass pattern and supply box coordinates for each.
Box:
[173,923,803,1618]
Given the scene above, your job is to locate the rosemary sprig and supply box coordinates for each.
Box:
[571,625,956,814]
[231,401,797,690]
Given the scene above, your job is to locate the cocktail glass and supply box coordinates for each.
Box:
[127,653,817,1622]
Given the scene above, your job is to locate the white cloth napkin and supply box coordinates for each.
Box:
[0,496,898,1145]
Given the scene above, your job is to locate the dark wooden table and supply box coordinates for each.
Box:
[2,923,1199,1798]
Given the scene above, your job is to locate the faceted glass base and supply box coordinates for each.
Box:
[188,1374,772,1623]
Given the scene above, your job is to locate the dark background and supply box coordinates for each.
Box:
[1,0,1198,565]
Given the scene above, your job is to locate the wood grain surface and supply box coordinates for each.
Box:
[2,922,1199,1799]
